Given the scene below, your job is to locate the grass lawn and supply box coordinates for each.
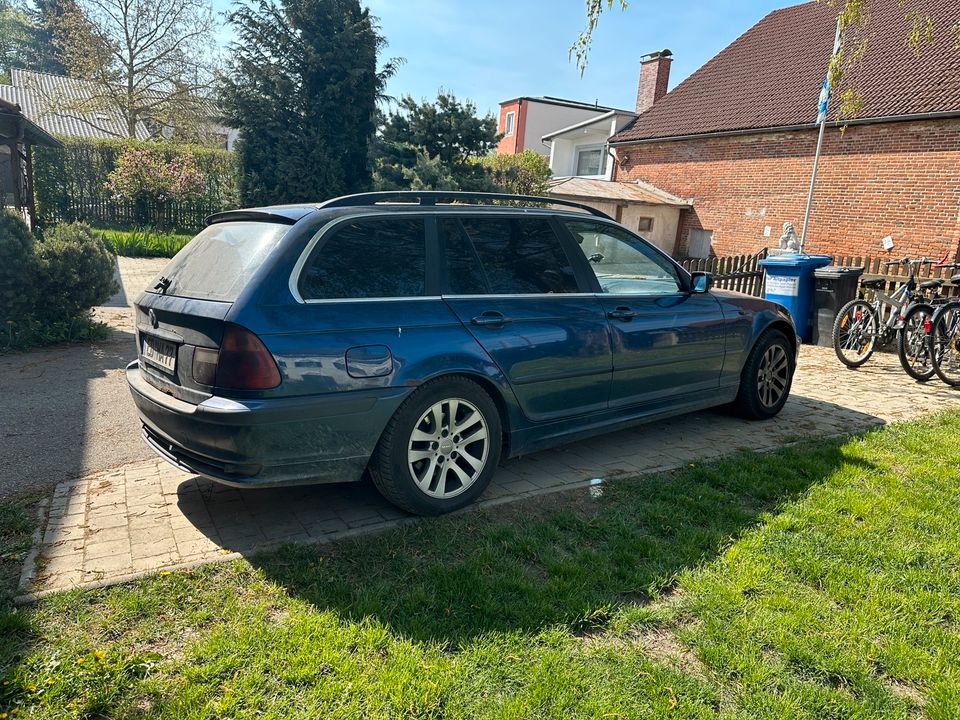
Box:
[2,412,959,718]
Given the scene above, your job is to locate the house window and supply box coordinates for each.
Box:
[636,217,654,233]
[504,111,515,136]
[574,146,606,176]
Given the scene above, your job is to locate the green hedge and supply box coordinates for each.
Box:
[33,138,239,231]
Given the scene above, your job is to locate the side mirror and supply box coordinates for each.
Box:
[690,271,713,294]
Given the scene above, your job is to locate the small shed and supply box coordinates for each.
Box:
[0,96,62,227]
[547,177,690,255]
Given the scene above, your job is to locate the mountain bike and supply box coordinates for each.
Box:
[896,263,960,381]
[832,257,937,370]
[928,264,960,386]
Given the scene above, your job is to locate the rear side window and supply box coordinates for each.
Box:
[299,218,426,300]
[150,222,289,302]
[445,217,579,295]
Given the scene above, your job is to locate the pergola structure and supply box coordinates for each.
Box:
[0,97,61,228]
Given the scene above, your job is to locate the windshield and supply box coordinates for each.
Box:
[149,221,290,302]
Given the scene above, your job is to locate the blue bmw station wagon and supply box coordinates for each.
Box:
[127,191,797,515]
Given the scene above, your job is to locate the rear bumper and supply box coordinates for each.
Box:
[126,360,410,487]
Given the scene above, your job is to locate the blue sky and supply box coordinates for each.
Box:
[212,1,796,116]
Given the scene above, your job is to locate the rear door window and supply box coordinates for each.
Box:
[150,221,289,302]
[299,218,426,300]
[442,217,579,295]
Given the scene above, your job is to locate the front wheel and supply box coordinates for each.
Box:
[369,376,502,515]
[733,329,795,420]
[930,301,960,387]
[897,303,936,382]
[833,299,878,368]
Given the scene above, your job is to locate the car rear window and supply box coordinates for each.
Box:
[148,221,289,302]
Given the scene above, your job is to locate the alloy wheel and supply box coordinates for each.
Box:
[407,397,489,499]
[757,344,789,408]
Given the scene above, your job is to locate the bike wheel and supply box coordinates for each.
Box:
[930,301,960,386]
[897,302,935,381]
[833,299,878,368]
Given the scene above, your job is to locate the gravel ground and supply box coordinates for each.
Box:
[0,257,168,498]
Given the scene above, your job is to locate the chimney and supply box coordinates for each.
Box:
[636,49,672,114]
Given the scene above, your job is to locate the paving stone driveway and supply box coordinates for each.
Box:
[19,342,960,600]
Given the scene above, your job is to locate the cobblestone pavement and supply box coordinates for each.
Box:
[18,319,960,599]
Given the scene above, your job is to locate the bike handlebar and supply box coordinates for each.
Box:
[882,257,935,268]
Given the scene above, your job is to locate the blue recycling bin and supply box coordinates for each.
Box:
[759,253,832,342]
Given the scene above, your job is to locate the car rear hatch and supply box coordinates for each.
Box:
[135,220,291,403]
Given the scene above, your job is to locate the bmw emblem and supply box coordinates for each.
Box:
[149,309,158,329]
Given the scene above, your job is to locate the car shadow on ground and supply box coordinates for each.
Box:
[174,396,883,645]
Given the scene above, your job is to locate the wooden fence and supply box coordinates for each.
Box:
[831,254,960,299]
[679,251,767,296]
[678,251,960,299]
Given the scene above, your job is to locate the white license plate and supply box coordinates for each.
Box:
[142,335,177,373]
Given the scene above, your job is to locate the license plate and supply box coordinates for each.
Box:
[142,335,177,373]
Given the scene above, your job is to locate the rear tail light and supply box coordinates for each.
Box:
[209,324,281,390]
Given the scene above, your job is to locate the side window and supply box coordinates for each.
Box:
[299,218,426,299]
[454,217,579,295]
[564,220,681,296]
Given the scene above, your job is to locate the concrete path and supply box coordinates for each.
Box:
[19,342,960,599]
[0,257,167,498]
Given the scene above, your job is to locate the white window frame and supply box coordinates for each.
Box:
[503,111,515,136]
[573,144,607,177]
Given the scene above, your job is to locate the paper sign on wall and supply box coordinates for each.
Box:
[766,275,799,296]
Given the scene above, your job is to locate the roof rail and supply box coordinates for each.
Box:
[316,191,612,220]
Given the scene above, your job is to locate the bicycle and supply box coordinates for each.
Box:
[927,264,960,386]
[898,262,960,382]
[832,257,938,371]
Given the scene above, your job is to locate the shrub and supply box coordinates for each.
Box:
[0,211,38,325]
[34,223,118,322]
[0,218,116,352]
[476,150,553,196]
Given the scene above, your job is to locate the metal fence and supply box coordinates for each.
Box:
[40,197,225,231]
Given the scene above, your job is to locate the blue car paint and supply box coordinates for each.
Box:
[127,204,797,488]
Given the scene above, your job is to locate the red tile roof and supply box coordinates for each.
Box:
[610,0,960,144]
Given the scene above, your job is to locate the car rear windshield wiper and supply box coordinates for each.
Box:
[154,276,172,294]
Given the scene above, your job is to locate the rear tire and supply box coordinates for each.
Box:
[897,303,935,382]
[369,376,502,515]
[833,299,878,368]
[930,301,960,387]
[733,329,794,420]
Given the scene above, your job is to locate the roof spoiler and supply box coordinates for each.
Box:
[205,209,301,226]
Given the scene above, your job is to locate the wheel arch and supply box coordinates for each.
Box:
[424,371,516,457]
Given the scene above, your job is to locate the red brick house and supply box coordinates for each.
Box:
[609,0,960,261]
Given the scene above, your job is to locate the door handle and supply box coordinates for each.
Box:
[471,311,511,328]
[607,307,637,321]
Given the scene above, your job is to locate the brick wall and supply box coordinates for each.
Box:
[614,118,960,261]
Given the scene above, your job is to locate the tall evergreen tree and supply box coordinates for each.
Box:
[374,91,499,192]
[221,0,389,206]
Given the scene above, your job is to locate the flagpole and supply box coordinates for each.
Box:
[799,16,842,254]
